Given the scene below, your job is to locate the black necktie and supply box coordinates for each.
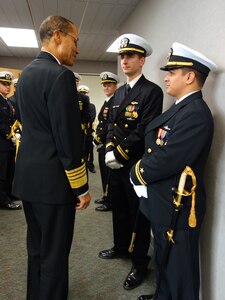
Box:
[125,84,131,96]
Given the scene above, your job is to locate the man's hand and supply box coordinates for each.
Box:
[76,192,91,210]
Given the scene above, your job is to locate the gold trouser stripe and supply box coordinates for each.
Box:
[135,160,147,185]
[117,145,129,160]
[65,163,87,189]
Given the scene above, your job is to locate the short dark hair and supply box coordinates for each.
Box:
[39,15,74,42]
[181,67,207,87]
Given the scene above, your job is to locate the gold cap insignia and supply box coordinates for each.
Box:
[120,37,129,49]
[167,48,173,61]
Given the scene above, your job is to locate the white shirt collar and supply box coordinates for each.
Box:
[127,73,142,88]
[41,50,61,65]
[175,90,200,105]
[105,94,114,102]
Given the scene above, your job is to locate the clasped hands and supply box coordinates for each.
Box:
[105,151,123,169]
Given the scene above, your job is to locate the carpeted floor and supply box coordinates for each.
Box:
[0,161,156,300]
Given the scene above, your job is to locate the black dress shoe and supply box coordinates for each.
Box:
[98,248,130,259]
[95,204,112,211]
[123,267,147,290]
[0,201,22,210]
[94,198,105,204]
[137,294,154,300]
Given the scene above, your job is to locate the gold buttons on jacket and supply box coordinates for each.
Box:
[114,123,117,127]
[125,124,128,128]
[125,149,129,153]
[147,148,152,153]
[113,136,116,140]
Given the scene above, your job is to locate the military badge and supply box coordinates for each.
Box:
[102,73,108,80]
[120,37,129,49]
[167,48,173,61]
[125,103,139,119]
[156,128,167,146]
[103,107,109,118]
[156,126,171,146]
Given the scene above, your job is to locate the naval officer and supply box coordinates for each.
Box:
[130,42,217,300]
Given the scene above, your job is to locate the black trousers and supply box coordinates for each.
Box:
[152,223,201,300]
[98,146,111,205]
[109,167,151,269]
[84,131,94,168]
[0,150,15,204]
[23,201,75,300]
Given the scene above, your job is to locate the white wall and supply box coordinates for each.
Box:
[119,1,225,299]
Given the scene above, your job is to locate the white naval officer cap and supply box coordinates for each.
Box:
[12,78,18,86]
[0,71,14,83]
[73,72,82,82]
[77,85,90,94]
[100,71,120,84]
[160,42,217,76]
[117,33,152,57]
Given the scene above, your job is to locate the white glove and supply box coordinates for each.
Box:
[15,133,21,140]
[11,137,16,145]
[130,176,148,198]
[105,151,116,164]
[107,160,123,169]
[133,185,148,198]
[105,151,123,169]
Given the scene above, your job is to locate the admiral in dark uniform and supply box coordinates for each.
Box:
[93,71,120,211]
[0,71,21,210]
[98,34,163,290]
[130,42,217,300]
[12,16,91,300]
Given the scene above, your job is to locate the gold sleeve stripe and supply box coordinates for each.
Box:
[106,142,115,148]
[135,160,147,185]
[117,145,129,160]
[65,163,87,189]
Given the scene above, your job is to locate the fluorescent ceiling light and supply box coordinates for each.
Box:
[0,27,38,48]
[106,37,119,53]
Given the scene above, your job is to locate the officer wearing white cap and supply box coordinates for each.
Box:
[9,78,19,104]
[0,71,21,210]
[77,84,97,173]
[130,43,217,300]
[160,42,217,76]
[77,85,90,94]
[98,34,163,290]
[94,71,120,212]
[118,33,152,57]
[72,72,91,137]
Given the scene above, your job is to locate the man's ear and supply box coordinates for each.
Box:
[53,30,62,45]
[186,71,196,84]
